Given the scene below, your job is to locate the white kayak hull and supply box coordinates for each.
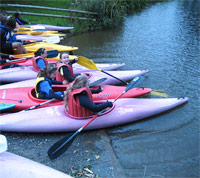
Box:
[0,152,72,178]
[0,63,125,83]
[0,69,149,89]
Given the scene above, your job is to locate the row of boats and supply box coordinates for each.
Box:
[0,23,188,177]
[0,24,188,132]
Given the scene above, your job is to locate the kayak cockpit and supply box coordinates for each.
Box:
[64,100,115,120]
[28,86,67,102]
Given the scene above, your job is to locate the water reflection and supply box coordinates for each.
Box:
[67,0,199,176]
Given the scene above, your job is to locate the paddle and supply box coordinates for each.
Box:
[88,77,107,87]
[22,98,56,112]
[47,76,144,160]
[151,90,168,97]
[77,56,128,85]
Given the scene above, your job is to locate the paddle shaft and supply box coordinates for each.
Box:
[24,98,56,111]
[101,70,127,85]
[51,115,98,155]
[8,57,32,63]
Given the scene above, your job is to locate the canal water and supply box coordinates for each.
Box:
[63,0,199,177]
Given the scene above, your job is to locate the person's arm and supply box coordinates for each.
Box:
[39,81,63,100]
[78,93,112,112]
[36,58,46,69]
[51,79,63,85]
[60,66,75,82]
[68,59,77,66]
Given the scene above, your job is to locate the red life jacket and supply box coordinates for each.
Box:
[56,63,73,82]
[67,87,93,117]
[32,56,48,71]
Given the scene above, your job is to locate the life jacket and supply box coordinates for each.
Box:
[0,24,10,42]
[35,77,52,98]
[32,56,48,72]
[67,87,94,117]
[56,63,73,82]
[9,31,17,42]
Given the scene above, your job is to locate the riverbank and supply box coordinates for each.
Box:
[1,0,162,33]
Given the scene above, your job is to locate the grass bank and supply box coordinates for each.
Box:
[1,0,164,33]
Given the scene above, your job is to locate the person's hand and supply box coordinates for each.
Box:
[74,57,78,62]
[97,86,103,93]
[106,101,113,107]
[8,55,14,59]
[62,80,69,85]
[6,59,10,63]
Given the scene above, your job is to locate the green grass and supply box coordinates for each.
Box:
[1,0,76,27]
[1,0,165,33]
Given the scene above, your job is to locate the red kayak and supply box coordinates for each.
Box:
[0,85,151,112]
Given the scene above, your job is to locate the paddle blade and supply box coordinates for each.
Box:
[151,91,168,97]
[47,50,59,58]
[89,78,107,87]
[77,56,99,70]
[125,76,145,92]
[48,133,77,160]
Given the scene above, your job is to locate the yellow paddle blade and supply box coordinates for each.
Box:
[151,90,168,97]
[78,56,100,71]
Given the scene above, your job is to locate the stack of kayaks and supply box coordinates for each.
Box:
[0,23,188,132]
[23,42,78,53]
[15,25,68,42]
[20,24,74,31]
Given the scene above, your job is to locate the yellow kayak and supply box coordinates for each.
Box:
[13,53,77,61]
[15,31,65,37]
[24,42,78,53]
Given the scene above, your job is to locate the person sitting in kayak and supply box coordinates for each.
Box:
[56,52,78,83]
[32,48,48,71]
[35,63,68,101]
[64,74,113,117]
[14,12,29,25]
[0,18,27,54]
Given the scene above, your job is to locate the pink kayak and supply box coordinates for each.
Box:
[0,69,149,88]
[0,63,125,83]
[0,97,188,132]
[20,24,74,31]
[0,152,72,178]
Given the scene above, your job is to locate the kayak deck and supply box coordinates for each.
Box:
[0,97,188,132]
